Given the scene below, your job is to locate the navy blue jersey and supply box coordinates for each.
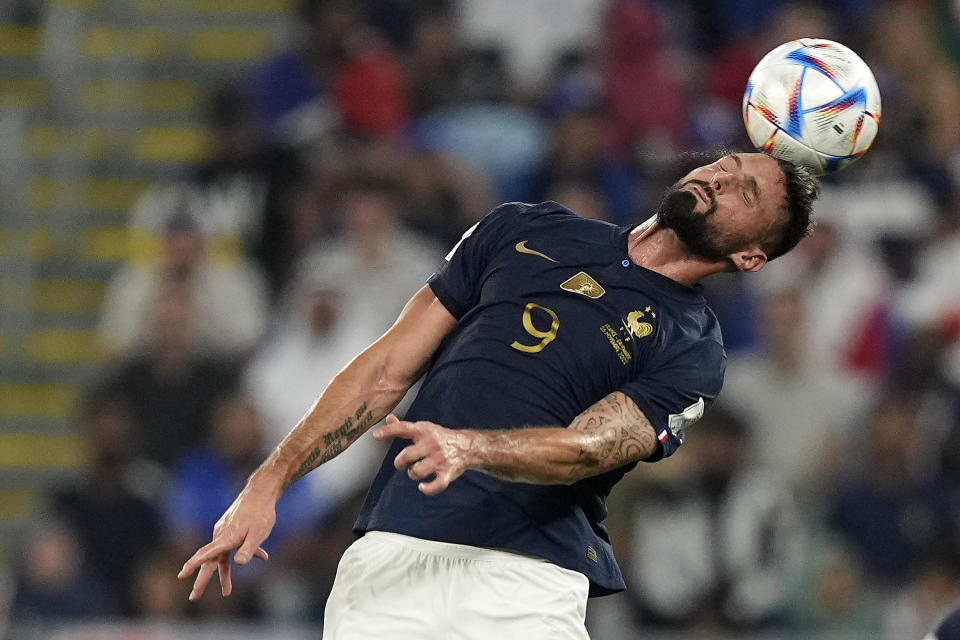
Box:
[355,202,726,596]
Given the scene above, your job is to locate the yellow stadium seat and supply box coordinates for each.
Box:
[134,126,212,162]
[26,125,115,158]
[25,176,68,210]
[82,26,167,60]
[184,28,272,61]
[0,434,86,471]
[50,0,101,8]
[0,25,41,58]
[86,177,150,211]
[128,28,166,60]
[140,79,204,111]
[26,125,64,158]
[32,279,107,314]
[76,127,115,158]
[77,78,118,111]
[0,227,56,259]
[186,0,294,12]
[134,0,292,11]
[0,77,47,108]
[25,176,148,211]
[81,26,120,59]
[0,489,42,520]
[84,227,163,262]
[27,227,56,259]
[83,226,129,262]
[0,384,77,419]
[29,329,104,364]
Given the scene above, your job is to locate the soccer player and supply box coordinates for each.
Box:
[178,151,819,638]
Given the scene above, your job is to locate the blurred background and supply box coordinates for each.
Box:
[0,0,958,638]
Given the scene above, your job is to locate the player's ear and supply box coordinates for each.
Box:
[728,246,767,272]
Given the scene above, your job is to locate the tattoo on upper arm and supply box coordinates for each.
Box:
[283,402,377,490]
[566,392,657,482]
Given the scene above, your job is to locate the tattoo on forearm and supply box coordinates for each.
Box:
[566,393,657,482]
[283,402,376,490]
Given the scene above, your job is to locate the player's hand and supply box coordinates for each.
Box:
[373,414,473,496]
[176,485,276,600]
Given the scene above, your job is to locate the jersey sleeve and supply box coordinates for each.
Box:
[619,340,726,461]
[426,202,525,319]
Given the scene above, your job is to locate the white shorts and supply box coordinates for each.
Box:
[322,531,591,640]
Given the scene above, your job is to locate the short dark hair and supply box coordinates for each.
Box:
[763,158,820,261]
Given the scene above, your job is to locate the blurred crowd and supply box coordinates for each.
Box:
[9,0,960,638]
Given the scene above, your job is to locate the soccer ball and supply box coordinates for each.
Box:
[742,38,881,175]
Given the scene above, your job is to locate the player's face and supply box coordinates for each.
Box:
[657,153,786,262]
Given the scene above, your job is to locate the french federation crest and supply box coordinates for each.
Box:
[625,308,656,338]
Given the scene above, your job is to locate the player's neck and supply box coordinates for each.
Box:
[627,216,731,287]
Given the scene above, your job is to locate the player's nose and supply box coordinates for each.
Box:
[711,171,735,193]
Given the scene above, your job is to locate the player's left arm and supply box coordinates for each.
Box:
[372,390,658,495]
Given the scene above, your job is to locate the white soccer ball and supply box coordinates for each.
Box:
[742,38,881,175]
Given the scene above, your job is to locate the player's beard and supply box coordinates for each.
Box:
[656,180,738,259]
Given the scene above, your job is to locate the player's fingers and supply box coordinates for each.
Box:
[407,458,436,481]
[189,560,218,601]
[179,539,232,579]
[393,442,429,470]
[218,553,232,597]
[386,413,400,424]
[235,535,268,566]
[418,477,447,496]
[179,538,239,579]
[373,418,416,441]
[417,468,453,496]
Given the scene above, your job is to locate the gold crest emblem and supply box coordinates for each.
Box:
[560,272,605,299]
[625,309,655,338]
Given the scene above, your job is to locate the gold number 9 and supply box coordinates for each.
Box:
[510,302,560,353]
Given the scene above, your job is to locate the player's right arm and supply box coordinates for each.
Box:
[177,284,456,600]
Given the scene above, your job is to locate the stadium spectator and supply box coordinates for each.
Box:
[128,547,193,620]
[720,287,861,501]
[601,0,690,159]
[544,179,610,222]
[828,393,959,588]
[107,279,239,468]
[48,389,163,614]
[410,45,548,202]
[531,104,639,225]
[11,519,114,620]
[400,4,464,117]
[248,0,408,144]
[98,211,269,359]
[755,218,896,382]
[292,174,443,336]
[621,407,801,632]
[244,267,388,523]
[787,537,883,636]
[396,149,494,248]
[164,395,316,553]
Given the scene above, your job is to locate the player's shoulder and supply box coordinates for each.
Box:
[651,302,726,374]
[485,200,581,225]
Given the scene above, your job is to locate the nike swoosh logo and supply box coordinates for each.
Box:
[515,240,557,262]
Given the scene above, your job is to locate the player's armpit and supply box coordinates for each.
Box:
[565,391,659,482]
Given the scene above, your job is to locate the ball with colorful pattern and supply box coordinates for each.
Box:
[743,38,881,175]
